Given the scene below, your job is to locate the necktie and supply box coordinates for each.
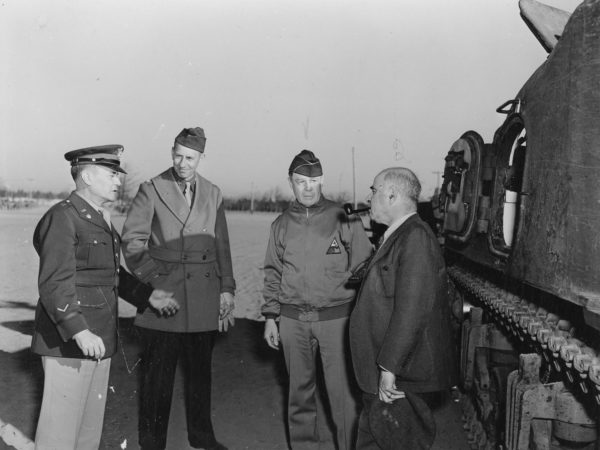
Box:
[98,208,112,228]
[183,182,193,207]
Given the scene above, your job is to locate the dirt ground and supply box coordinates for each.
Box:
[0,317,469,450]
[0,207,469,449]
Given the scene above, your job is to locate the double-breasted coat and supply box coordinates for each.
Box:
[31,192,153,359]
[349,214,457,395]
[122,169,235,332]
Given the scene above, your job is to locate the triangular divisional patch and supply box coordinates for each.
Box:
[326,238,342,254]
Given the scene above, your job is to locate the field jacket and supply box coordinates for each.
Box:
[262,197,372,320]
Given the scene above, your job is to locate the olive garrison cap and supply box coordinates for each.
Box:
[175,127,207,153]
[64,144,127,174]
[288,149,323,177]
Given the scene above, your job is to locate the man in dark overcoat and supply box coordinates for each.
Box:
[122,127,235,450]
[32,145,178,450]
[349,167,456,450]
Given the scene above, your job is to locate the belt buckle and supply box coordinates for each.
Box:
[299,310,318,322]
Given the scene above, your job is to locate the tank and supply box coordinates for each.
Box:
[437,1,600,448]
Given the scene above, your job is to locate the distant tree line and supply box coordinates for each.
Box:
[223,189,359,213]
[0,188,70,200]
[0,182,366,215]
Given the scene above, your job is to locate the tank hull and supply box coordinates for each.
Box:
[439,1,600,448]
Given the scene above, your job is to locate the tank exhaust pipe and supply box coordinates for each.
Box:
[343,203,370,215]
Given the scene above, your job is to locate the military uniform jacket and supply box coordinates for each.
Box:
[122,169,235,332]
[31,192,153,359]
[349,214,457,395]
[262,197,373,318]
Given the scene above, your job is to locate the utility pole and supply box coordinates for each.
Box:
[432,171,443,190]
[352,147,357,209]
[250,182,255,214]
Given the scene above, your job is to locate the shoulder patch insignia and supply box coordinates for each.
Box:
[326,238,342,255]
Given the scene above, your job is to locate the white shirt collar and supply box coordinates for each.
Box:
[382,211,417,244]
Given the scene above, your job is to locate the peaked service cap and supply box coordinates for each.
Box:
[64,145,127,174]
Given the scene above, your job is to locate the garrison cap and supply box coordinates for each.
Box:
[288,149,323,177]
[175,127,207,153]
[64,145,126,174]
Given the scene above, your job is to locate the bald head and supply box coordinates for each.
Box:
[368,167,421,225]
[379,167,421,205]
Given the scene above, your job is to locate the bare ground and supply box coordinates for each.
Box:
[0,208,468,449]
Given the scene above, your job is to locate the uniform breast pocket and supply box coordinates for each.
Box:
[374,264,395,298]
[76,233,113,269]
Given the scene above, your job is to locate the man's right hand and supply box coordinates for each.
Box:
[264,318,280,350]
[149,288,179,316]
[73,329,106,360]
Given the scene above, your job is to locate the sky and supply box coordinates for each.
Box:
[0,0,583,201]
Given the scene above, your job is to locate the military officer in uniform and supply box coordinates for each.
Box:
[122,127,235,450]
[32,145,179,450]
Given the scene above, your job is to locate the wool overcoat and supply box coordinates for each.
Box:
[349,214,457,395]
[31,192,153,359]
[122,169,235,332]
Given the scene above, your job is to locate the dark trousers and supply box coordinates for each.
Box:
[137,328,217,450]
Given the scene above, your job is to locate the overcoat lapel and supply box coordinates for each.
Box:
[151,169,191,225]
[69,192,112,232]
[186,173,212,226]
[365,214,420,271]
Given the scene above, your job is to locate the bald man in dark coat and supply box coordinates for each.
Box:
[349,167,456,450]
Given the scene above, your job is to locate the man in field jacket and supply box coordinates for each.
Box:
[122,127,235,450]
[262,150,373,450]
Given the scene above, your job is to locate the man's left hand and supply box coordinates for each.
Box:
[219,292,235,318]
[378,369,405,403]
[218,292,235,332]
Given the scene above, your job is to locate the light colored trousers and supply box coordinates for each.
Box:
[280,316,358,450]
[34,356,111,450]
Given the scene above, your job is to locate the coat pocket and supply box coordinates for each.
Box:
[374,263,395,298]
[77,232,113,269]
[75,286,113,337]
